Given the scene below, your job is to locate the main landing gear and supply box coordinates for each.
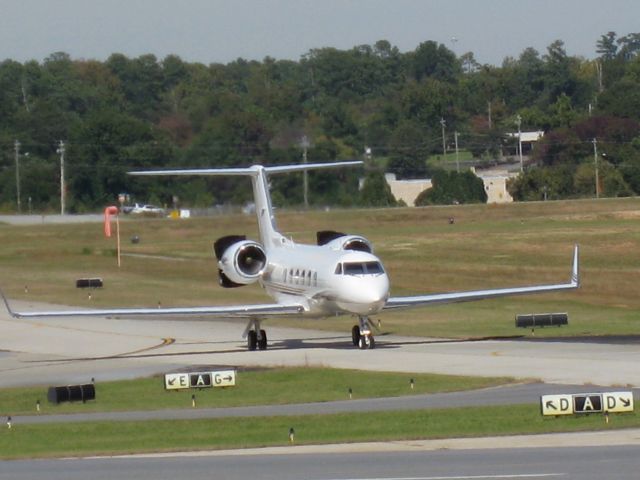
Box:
[351,316,375,350]
[245,319,268,351]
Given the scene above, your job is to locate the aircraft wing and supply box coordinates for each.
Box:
[1,293,304,319]
[384,245,579,310]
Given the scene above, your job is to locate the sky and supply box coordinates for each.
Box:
[1,0,639,66]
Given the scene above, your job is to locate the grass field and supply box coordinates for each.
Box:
[1,403,637,459]
[1,197,640,338]
[0,368,512,417]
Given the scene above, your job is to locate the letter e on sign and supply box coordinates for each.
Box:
[164,373,189,390]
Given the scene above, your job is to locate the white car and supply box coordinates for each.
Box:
[128,204,166,216]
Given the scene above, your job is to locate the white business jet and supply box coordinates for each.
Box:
[2,161,579,350]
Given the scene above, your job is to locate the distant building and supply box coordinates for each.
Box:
[505,130,545,156]
[384,173,432,206]
[481,174,514,203]
[383,170,515,206]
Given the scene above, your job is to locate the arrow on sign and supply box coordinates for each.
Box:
[164,373,189,390]
[540,394,573,416]
[621,398,631,408]
[212,370,236,387]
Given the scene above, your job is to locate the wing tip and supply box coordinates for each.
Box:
[0,287,19,318]
[571,244,580,287]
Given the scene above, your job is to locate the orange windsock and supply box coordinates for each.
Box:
[104,206,119,237]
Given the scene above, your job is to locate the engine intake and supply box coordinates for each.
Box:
[317,230,373,253]
[214,236,267,288]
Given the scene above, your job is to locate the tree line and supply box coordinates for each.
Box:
[1,32,639,212]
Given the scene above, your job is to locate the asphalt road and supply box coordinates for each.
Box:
[0,214,104,225]
[10,382,639,425]
[3,445,640,480]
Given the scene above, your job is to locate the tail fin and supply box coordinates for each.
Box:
[129,161,362,249]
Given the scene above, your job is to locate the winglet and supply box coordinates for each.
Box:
[0,288,19,319]
[571,244,580,287]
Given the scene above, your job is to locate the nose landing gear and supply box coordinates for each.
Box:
[352,316,375,349]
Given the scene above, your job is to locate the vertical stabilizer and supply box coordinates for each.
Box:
[249,166,284,249]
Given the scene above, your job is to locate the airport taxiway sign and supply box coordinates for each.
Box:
[190,373,212,388]
[542,391,635,417]
[574,394,603,413]
[164,370,237,390]
[541,394,573,416]
[164,373,189,390]
[212,369,236,387]
[603,392,634,413]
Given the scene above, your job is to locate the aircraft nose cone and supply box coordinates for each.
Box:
[339,274,390,315]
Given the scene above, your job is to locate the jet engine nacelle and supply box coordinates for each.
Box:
[316,230,373,253]
[214,235,267,288]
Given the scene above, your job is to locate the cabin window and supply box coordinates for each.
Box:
[313,272,318,287]
[334,263,342,275]
[307,270,312,286]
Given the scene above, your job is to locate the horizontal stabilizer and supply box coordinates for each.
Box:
[128,161,363,177]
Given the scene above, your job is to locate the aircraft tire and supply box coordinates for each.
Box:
[247,330,258,351]
[352,325,361,346]
[258,329,268,350]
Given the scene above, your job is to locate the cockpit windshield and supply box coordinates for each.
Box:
[337,261,384,276]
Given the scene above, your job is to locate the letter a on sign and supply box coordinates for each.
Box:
[189,373,212,388]
[583,397,595,410]
[573,394,603,413]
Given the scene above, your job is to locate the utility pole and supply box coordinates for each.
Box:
[454,131,460,172]
[593,138,600,199]
[516,114,523,173]
[596,61,604,93]
[57,140,66,215]
[300,135,310,208]
[440,118,447,156]
[14,140,21,213]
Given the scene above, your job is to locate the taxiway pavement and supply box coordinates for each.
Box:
[2,298,640,388]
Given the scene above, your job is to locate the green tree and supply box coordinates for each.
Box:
[387,120,428,179]
[596,32,618,59]
[359,170,397,207]
[415,169,487,205]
